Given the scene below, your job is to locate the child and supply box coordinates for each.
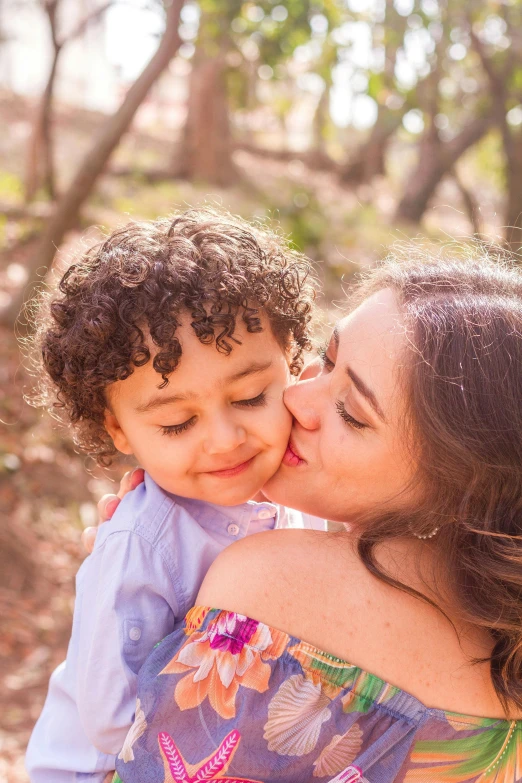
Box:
[26,208,325,783]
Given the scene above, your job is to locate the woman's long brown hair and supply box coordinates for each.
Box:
[351,245,522,715]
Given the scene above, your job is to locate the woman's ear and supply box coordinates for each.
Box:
[104,410,133,455]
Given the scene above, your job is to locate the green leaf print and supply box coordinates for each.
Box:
[342,671,397,715]
[404,720,522,783]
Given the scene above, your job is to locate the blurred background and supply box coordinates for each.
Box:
[0,0,521,779]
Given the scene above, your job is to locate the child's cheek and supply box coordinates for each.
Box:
[267,399,292,443]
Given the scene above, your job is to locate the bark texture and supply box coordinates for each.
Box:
[395,116,491,224]
[171,55,237,186]
[340,108,404,185]
[24,0,113,203]
[2,0,184,328]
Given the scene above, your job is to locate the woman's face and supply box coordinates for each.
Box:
[263,288,417,523]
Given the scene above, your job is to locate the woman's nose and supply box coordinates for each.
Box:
[283,378,321,430]
[203,415,247,455]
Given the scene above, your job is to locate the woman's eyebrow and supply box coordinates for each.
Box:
[346,366,386,422]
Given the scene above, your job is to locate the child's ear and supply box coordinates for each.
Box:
[104,410,133,455]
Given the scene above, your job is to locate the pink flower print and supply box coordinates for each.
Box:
[207,614,259,655]
[158,729,262,783]
[160,611,288,720]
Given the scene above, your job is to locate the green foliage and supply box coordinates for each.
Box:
[193,0,344,103]
[277,190,329,254]
[0,171,23,201]
[473,129,505,190]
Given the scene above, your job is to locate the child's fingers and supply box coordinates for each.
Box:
[117,467,144,499]
[130,467,145,490]
[81,526,98,554]
[98,494,120,522]
[117,471,134,499]
[84,494,120,553]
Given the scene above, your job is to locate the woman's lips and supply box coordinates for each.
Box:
[282,440,306,467]
[206,456,256,478]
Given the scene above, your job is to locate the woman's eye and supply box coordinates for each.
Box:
[234,391,267,408]
[160,417,196,436]
[336,400,366,431]
[318,344,335,371]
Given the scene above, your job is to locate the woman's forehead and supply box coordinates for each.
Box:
[333,290,406,415]
[335,288,403,344]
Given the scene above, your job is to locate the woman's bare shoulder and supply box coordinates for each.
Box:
[196,528,362,625]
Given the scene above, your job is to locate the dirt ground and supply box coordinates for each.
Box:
[0,317,130,783]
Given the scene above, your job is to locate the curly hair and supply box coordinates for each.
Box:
[29,208,317,465]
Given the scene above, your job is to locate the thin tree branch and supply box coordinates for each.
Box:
[57,0,115,48]
[468,26,502,91]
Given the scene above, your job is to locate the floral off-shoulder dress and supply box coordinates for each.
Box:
[113,606,522,783]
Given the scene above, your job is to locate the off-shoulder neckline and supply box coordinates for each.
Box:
[188,606,518,730]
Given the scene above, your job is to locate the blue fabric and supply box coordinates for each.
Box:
[26,473,324,783]
[115,607,521,783]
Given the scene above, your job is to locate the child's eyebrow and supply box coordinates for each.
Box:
[226,359,273,383]
[135,360,273,414]
[135,391,197,413]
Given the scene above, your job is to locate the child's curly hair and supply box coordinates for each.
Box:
[29,208,317,465]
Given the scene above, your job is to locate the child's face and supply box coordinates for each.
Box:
[104,314,292,505]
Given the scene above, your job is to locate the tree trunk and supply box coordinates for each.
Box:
[395,116,491,224]
[25,0,61,203]
[468,26,520,250]
[24,0,114,203]
[340,107,404,185]
[25,45,61,202]
[171,55,237,186]
[1,0,184,328]
[452,169,481,236]
[340,0,406,187]
[306,86,335,171]
[311,86,329,155]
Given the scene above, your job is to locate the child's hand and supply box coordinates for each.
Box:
[81,468,145,553]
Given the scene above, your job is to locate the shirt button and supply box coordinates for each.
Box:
[258,508,273,520]
[129,627,142,641]
[227,523,240,536]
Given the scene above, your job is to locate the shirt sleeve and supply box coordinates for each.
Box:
[75,529,179,756]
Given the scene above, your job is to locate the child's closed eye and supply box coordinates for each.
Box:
[160,418,196,437]
[233,391,267,408]
[159,392,267,437]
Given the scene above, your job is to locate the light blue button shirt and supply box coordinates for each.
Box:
[26,473,325,783]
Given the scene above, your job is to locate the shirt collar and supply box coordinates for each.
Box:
[166,490,279,536]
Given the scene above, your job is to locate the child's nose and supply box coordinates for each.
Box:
[203,416,247,455]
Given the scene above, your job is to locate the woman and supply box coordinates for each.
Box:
[95,249,522,781]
